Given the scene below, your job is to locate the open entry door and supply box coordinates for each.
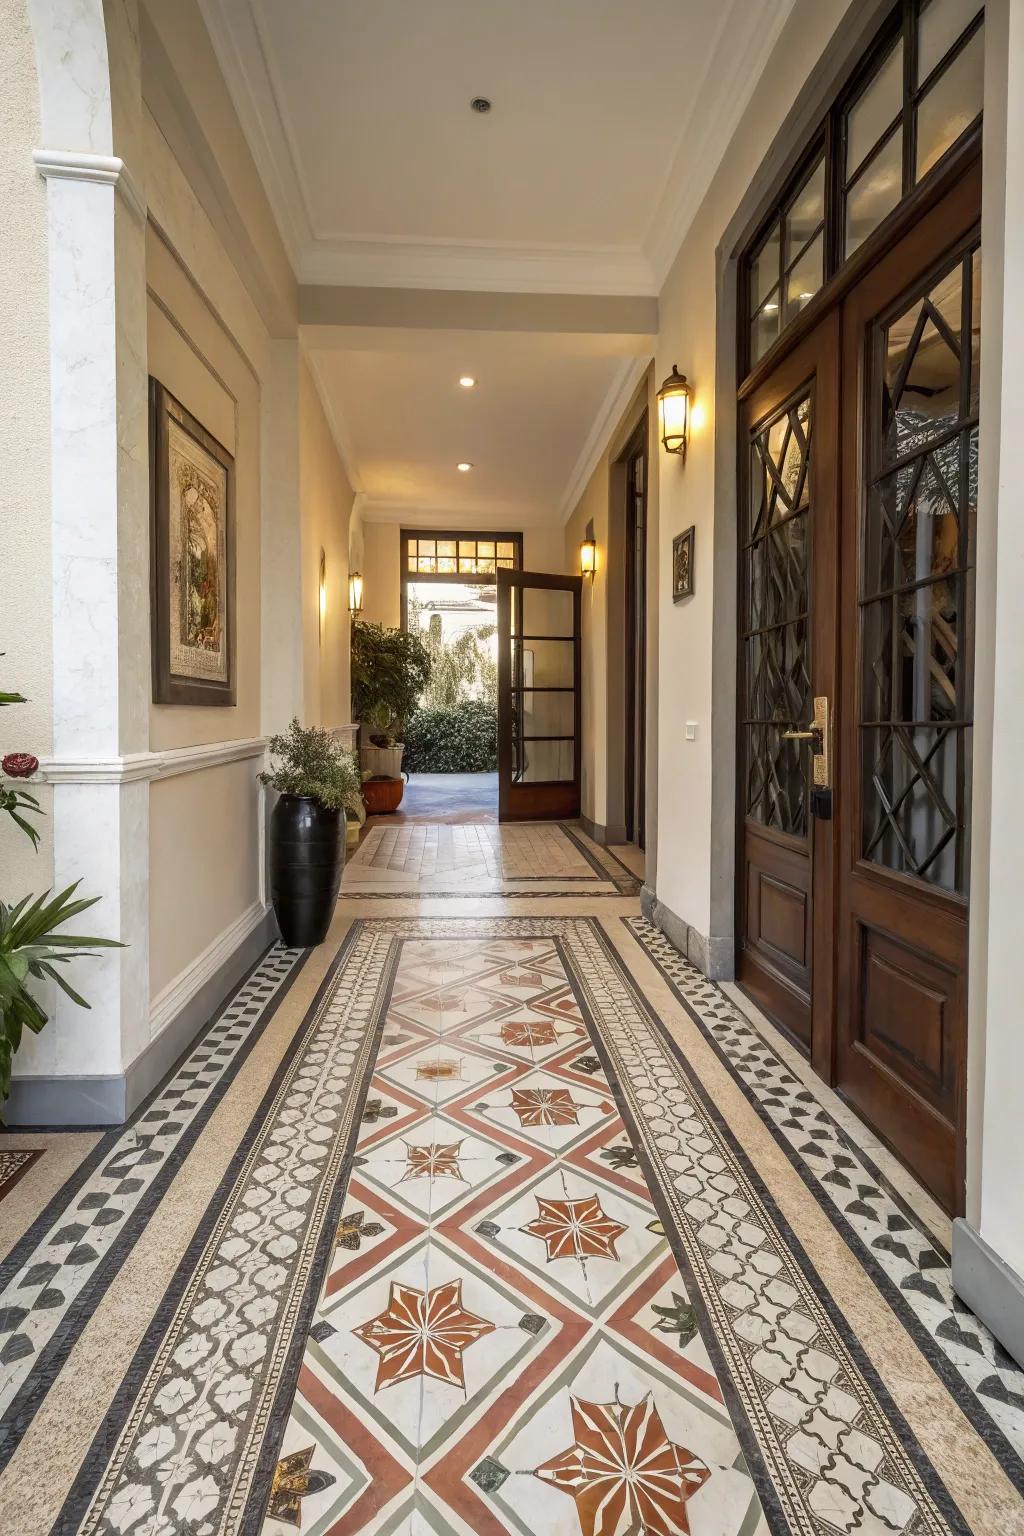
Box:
[497,569,582,821]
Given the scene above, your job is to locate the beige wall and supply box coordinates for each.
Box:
[148,759,261,1000]
[0,0,54,903]
[299,358,355,726]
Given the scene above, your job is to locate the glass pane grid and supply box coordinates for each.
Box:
[744,393,813,836]
[860,243,978,893]
[405,533,521,579]
[744,1,983,374]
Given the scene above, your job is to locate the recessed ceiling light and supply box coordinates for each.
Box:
[470,97,492,114]
[459,375,476,388]
[457,461,474,472]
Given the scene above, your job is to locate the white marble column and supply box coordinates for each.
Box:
[16,0,152,1115]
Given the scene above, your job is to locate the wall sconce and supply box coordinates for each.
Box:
[657,364,692,456]
[579,538,597,579]
[318,548,327,643]
[348,569,364,615]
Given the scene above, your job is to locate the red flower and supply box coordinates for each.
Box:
[2,753,38,779]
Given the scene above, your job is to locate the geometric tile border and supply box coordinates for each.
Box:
[0,942,303,1470]
[624,914,1024,1489]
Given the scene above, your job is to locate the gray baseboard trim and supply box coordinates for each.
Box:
[578,815,628,847]
[639,884,735,981]
[952,1218,1024,1369]
[5,905,278,1129]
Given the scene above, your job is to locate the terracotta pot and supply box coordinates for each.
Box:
[359,742,405,779]
[362,777,405,814]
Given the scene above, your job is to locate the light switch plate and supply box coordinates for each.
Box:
[685,721,697,741]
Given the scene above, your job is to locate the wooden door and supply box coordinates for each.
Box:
[835,166,980,1214]
[497,570,582,821]
[737,314,840,1057]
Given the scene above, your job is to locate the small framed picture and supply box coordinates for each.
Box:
[672,526,695,602]
[150,379,236,705]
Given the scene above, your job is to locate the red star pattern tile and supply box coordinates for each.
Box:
[534,1391,711,1536]
[510,1087,580,1126]
[353,1279,496,1391]
[501,1020,558,1047]
[521,1194,628,1262]
[400,1141,466,1182]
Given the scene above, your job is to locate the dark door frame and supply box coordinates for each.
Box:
[496,569,582,822]
[622,418,648,848]
[399,528,523,630]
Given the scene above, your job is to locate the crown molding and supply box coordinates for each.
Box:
[197,0,310,266]
[302,343,364,493]
[642,0,797,287]
[33,149,147,223]
[558,356,650,525]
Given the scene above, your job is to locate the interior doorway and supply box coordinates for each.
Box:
[399,529,522,821]
[622,419,648,849]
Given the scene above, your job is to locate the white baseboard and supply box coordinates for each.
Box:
[149,900,269,1040]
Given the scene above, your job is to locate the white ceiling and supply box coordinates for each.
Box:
[307,333,642,526]
[198,0,793,525]
[201,0,794,292]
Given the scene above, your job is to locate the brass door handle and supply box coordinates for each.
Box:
[782,728,817,740]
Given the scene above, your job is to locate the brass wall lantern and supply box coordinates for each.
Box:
[657,364,692,456]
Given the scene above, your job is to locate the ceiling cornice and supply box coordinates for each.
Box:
[642,0,797,287]
[199,0,792,299]
[557,356,651,525]
[302,344,364,493]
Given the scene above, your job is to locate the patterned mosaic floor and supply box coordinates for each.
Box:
[0,902,1022,1536]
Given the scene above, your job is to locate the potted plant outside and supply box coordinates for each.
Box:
[1,663,121,1109]
[259,720,361,947]
[350,621,431,812]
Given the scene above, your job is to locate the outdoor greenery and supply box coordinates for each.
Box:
[403,699,498,774]
[1,660,119,1105]
[259,718,361,813]
[419,617,497,711]
[351,621,432,745]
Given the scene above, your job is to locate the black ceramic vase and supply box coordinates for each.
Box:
[269,794,345,947]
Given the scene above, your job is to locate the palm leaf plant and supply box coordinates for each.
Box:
[0,658,120,1107]
[0,885,122,1102]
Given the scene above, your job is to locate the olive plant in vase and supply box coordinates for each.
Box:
[259,720,362,947]
[0,661,121,1109]
[350,621,432,813]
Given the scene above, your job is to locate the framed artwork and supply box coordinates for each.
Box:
[150,378,236,705]
[672,526,695,603]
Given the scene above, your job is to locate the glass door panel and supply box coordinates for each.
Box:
[497,571,582,821]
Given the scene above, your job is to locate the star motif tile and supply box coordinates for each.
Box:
[354,1278,496,1391]
[533,1390,710,1536]
[521,1194,627,1262]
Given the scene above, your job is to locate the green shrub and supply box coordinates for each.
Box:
[351,622,432,744]
[404,700,497,773]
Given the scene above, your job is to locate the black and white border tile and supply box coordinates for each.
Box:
[0,943,303,1468]
[624,914,1024,1486]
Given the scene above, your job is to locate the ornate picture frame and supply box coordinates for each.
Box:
[150,378,236,706]
[672,526,695,603]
